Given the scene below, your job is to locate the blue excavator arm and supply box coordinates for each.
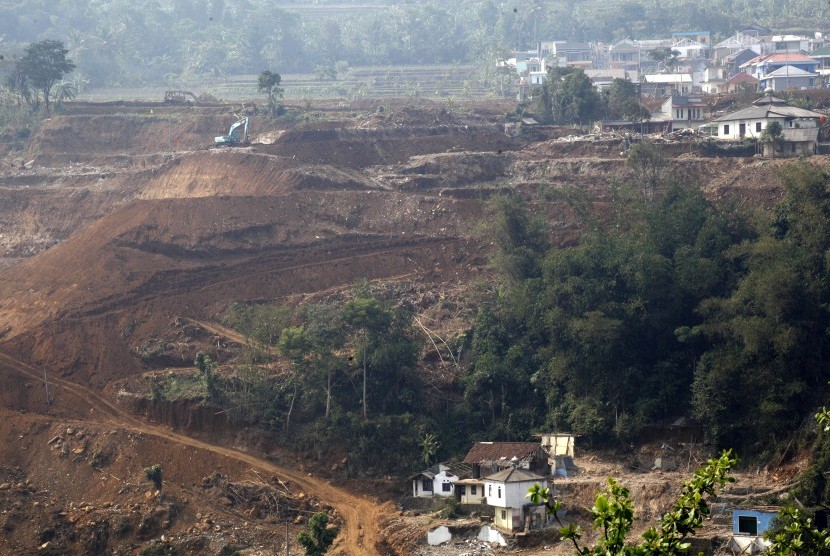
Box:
[214,116,249,145]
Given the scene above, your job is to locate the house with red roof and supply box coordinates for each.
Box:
[741,53,820,84]
[462,441,549,479]
[724,72,760,94]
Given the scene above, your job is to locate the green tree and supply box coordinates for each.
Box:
[144,464,163,491]
[302,302,348,419]
[604,77,638,120]
[760,121,784,157]
[547,67,602,125]
[421,432,441,467]
[257,69,284,118]
[620,99,651,128]
[477,194,548,281]
[277,326,312,433]
[298,512,338,555]
[766,507,830,555]
[528,450,736,554]
[627,142,667,199]
[342,296,392,420]
[17,39,75,113]
[648,47,681,71]
[194,352,219,400]
[692,162,830,451]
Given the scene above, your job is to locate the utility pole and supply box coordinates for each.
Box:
[43,367,51,407]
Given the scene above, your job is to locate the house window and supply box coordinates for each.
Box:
[488,485,492,496]
[501,510,507,520]
[471,485,477,495]
[756,122,762,132]
[442,482,451,492]
[422,479,433,491]
[459,485,466,495]
[498,487,502,498]
[738,516,758,536]
[723,124,730,135]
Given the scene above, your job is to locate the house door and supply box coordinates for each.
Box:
[739,123,746,137]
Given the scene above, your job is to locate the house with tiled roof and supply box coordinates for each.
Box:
[724,72,759,94]
[408,461,471,498]
[741,53,819,81]
[463,441,548,478]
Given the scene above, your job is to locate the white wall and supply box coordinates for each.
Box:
[432,469,459,497]
[484,479,545,508]
[718,117,817,140]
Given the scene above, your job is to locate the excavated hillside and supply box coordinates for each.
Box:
[0,97,820,554]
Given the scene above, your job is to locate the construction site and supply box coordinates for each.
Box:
[0,96,818,555]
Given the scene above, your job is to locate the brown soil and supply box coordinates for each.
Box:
[0,97,819,554]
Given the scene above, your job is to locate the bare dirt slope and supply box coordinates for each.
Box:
[0,350,385,555]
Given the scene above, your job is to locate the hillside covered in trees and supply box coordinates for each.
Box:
[2,0,830,87]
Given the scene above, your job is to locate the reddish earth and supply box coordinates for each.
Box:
[0,97,822,554]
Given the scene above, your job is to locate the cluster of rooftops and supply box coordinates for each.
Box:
[508,25,830,95]
[407,437,812,546]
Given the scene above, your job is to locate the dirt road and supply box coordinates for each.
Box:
[0,351,386,555]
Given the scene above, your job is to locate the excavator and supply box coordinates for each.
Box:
[214,116,250,146]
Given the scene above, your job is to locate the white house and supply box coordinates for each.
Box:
[671,38,708,59]
[642,73,693,96]
[409,462,466,498]
[454,478,486,504]
[712,91,824,156]
[483,467,551,532]
[771,34,811,54]
[662,95,708,130]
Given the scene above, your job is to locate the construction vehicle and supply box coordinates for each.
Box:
[164,90,197,104]
[214,116,250,146]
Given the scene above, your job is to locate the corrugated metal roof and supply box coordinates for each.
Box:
[763,65,817,78]
[810,46,830,58]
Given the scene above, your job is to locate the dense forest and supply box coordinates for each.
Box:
[2,0,830,87]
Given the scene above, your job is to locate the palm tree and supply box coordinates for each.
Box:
[421,433,441,467]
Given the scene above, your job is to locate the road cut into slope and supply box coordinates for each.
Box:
[0,350,387,555]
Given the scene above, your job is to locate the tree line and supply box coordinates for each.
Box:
[465,153,830,463]
[2,0,830,89]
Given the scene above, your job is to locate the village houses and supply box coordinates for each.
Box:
[408,437,576,534]
[497,23,830,156]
